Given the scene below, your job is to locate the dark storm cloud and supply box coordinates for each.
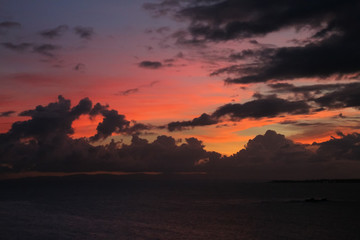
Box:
[212,96,310,120]
[69,97,93,116]
[147,0,360,83]
[167,96,310,131]
[88,103,155,141]
[316,131,360,161]
[0,95,217,172]
[1,95,360,178]
[11,95,92,140]
[114,135,219,172]
[2,97,360,178]
[168,113,218,131]
[224,34,360,84]
[228,48,275,62]
[0,21,21,29]
[89,103,109,117]
[74,26,95,39]
[39,25,68,39]
[268,82,360,110]
[1,42,33,52]
[268,82,351,97]
[0,133,216,173]
[0,111,15,117]
[139,61,163,69]
[125,123,153,134]
[201,129,360,179]
[314,83,360,109]
[266,82,360,111]
[90,109,130,141]
[228,130,313,163]
[228,49,256,61]
[173,0,356,41]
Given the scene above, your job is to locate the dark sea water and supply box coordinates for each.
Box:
[1,175,360,240]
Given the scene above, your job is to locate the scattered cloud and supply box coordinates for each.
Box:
[168,113,218,131]
[1,42,33,52]
[115,80,160,96]
[116,88,139,96]
[74,63,86,72]
[145,0,360,84]
[0,111,15,117]
[1,42,61,57]
[33,43,61,57]
[74,26,95,39]
[167,96,310,131]
[314,83,360,109]
[139,60,163,69]
[39,25,68,39]
[0,21,21,29]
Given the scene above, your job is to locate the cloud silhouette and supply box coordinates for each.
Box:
[74,63,86,71]
[39,25,68,39]
[74,26,95,39]
[1,42,60,57]
[139,61,163,69]
[0,21,21,29]
[0,111,15,117]
[147,0,360,83]
[116,88,139,96]
[32,44,61,57]
[1,42,33,52]
[168,113,218,131]
[1,97,360,179]
[167,96,310,131]
[90,109,130,141]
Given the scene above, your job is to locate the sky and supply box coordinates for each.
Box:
[1,0,360,179]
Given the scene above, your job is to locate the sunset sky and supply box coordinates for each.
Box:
[1,0,360,179]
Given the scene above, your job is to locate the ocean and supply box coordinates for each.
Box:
[1,175,359,239]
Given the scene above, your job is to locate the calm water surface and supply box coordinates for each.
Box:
[1,175,359,240]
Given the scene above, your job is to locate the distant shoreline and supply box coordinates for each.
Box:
[1,172,360,183]
[270,179,360,183]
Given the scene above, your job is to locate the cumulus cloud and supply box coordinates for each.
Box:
[205,130,360,179]
[228,130,313,163]
[0,97,217,173]
[90,109,130,141]
[9,95,92,140]
[1,97,360,179]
